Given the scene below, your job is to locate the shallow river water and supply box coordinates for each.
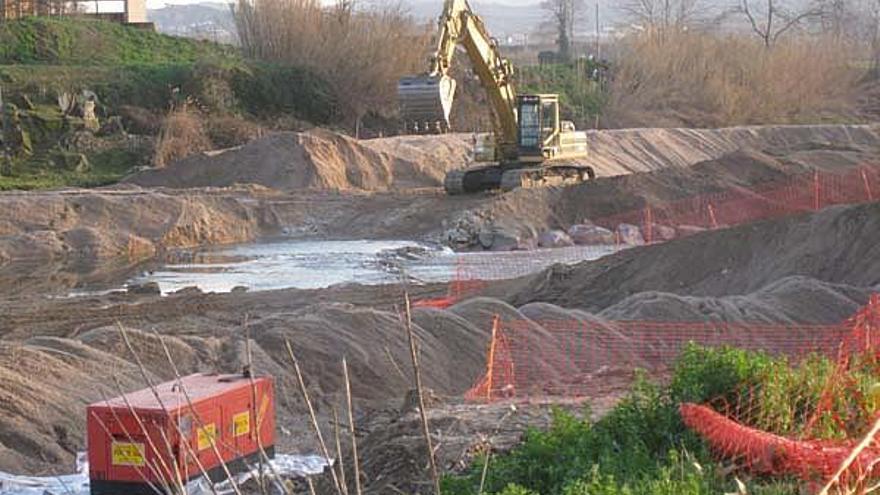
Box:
[123,239,620,295]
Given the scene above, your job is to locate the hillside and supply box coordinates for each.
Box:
[0,16,238,65]
[0,17,337,190]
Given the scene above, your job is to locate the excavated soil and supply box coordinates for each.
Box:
[0,202,878,478]
[0,124,878,485]
[125,130,472,191]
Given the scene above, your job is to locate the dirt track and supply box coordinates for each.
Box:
[0,124,878,486]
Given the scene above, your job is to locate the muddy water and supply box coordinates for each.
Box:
[123,239,621,295]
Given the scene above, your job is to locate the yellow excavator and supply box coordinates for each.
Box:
[398,0,595,194]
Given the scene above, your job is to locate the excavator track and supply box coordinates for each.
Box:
[500,165,595,192]
[444,164,595,194]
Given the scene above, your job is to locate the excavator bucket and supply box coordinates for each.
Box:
[397,74,456,133]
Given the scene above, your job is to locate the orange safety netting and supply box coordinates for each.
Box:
[464,313,861,401]
[415,164,879,308]
[679,295,880,489]
[593,164,880,245]
[466,295,880,488]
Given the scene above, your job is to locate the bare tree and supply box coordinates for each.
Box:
[736,0,825,47]
[619,0,707,31]
[542,0,586,61]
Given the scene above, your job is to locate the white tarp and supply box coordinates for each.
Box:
[0,452,330,495]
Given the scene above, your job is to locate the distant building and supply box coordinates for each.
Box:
[0,0,148,24]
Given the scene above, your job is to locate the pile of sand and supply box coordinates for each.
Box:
[126,130,470,191]
[501,201,880,312]
[3,258,874,475]
[0,187,276,267]
[581,124,880,176]
[126,124,878,192]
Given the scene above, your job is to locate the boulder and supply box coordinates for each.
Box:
[644,223,676,242]
[51,151,91,173]
[567,224,614,245]
[479,228,534,251]
[616,223,645,246]
[127,282,161,296]
[537,229,575,248]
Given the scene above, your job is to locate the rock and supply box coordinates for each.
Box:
[400,388,441,414]
[0,154,12,176]
[80,99,100,132]
[445,210,491,247]
[567,224,614,245]
[537,229,574,248]
[50,151,91,173]
[677,225,708,237]
[616,223,645,245]
[17,94,36,110]
[174,286,203,296]
[98,116,126,137]
[231,286,249,293]
[644,223,676,242]
[479,227,534,251]
[127,282,161,295]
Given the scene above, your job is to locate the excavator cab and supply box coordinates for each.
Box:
[517,94,588,165]
[516,94,560,162]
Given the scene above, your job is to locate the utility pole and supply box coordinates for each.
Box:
[595,1,600,59]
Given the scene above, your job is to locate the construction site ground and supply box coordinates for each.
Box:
[0,124,878,492]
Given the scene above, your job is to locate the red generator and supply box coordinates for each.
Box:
[87,373,275,495]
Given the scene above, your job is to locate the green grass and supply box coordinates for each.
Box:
[0,17,238,65]
[443,344,880,495]
[0,147,143,191]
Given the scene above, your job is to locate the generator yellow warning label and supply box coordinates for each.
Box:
[233,411,250,437]
[111,442,145,467]
[197,423,217,451]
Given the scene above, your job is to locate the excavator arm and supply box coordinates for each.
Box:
[398,0,518,159]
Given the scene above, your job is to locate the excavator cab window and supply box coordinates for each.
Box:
[542,100,557,136]
[518,99,541,149]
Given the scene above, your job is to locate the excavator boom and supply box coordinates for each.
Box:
[397,0,517,155]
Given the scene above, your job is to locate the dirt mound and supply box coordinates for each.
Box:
[0,188,276,269]
[597,277,873,324]
[501,201,880,312]
[581,124,879,176]
[1,267,873,475]
[126,130,464,191]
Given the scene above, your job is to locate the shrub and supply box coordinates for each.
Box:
[205,114,264,149]
[153,108,212,168]
[605,31,861,127]
[442,344,870,495]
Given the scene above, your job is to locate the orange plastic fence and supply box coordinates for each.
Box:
[680,295,880,489]
[465,314,859,401]
[592,164,880,244]
[415,164,880,308]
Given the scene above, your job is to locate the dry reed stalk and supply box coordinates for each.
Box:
[242,319,292,495]
[332,406,349,495]
[89,396,166,495]
[819,414,880,495]
[402,290,441,495]
[108,373,194,495]
[284,340,344,495]
[343,357,363,495]
[149,328,260,495]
